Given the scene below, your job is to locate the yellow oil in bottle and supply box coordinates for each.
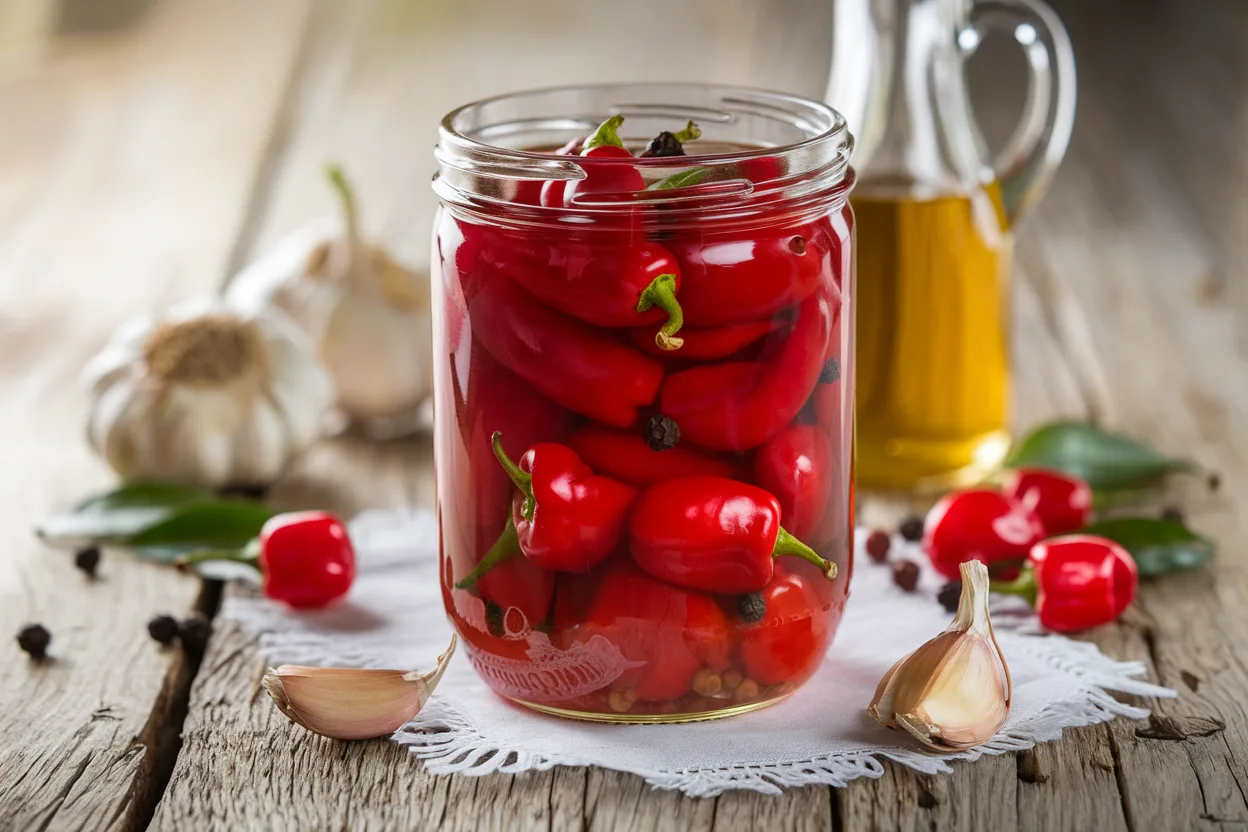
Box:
[853,184,1013,491]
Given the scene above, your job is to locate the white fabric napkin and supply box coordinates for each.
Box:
[224,508,1173,797]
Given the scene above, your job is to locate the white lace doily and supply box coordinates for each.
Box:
[223,508,1174,797]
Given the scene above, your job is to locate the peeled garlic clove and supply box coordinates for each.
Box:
[868,561,1011,751]
[264,634,456,740]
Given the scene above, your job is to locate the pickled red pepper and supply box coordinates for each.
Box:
[505,241,687,350]
[659,286,836,451]
[541,115,645,208]
[754,425,834,543]
[628,476,836,595]
[565,424,742,488]
[473,517,555,626]
[468,275,663,428]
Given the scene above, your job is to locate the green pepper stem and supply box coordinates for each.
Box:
[583,115,626,150]
[989,566,1038,607]
[491,432,535,520]
[672,120,701,144]
[454,518,522,589]
[175,540,261,573]
[325,163,359,245]
[773,527,837,580]
[635,273,685,351]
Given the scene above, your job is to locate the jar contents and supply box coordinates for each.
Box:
[854,185,1012,490]
[433,110,854,722]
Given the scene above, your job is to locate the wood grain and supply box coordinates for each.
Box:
[0,1,312,829]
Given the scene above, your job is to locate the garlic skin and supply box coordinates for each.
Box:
[84,297,333,489]
[227,166,432,434]
[868,560,1012,751]
[264,634,456,740]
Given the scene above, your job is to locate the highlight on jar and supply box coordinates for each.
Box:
[431,85,856,722]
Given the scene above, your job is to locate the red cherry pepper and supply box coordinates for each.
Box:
[666,225,825,326]
[461,433,636,577]
[738,566,832,686]
[659,286,835,451]
[554,559,730,701]
[564,423,743,488]
[996,535,1138,633]
[468,274,664,428]
[505,241,686,350]
[628,476,836,595]
[923,489,1045,581]
[542,116,645,208]
[179,511,355,610]
[753,425,834,544]
[473,518,556,626]
[1002,467,1093,536]
[626,317,785,361]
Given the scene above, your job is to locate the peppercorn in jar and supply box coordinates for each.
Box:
[432,84,855,722]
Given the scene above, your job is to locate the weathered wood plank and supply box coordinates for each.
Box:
[0,2,314,830]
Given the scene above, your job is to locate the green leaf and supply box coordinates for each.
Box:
[38,482,212,546]
[1081,516,1213,577]
[650,166,712,190]
[1004,421,1191,491]
[127,501,274,555]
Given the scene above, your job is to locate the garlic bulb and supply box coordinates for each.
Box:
[868,560,1012,751]
[84,297,333,489]
[227,165,432,435]
[264,634,456,740]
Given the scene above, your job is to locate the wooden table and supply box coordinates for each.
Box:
[2,0,1244,828]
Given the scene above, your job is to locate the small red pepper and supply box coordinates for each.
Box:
[555,558,730,701]
[995,535,1138,633]
[738,566,832,686]
[665,225,825,326]
[472,517,556,627]
[542,116,644,208]
[753,425,834,544]
[1002,467,1093,536]
[178,511,355,610]
[659,286,835,451]
[468,274,664,428]
[517,135,582,205]
[564,423,743,488]
[626,317,785,361]
[505,241,686,350]
[923,489,1045,581]
[628,476,836,595]
[464,433,637,576]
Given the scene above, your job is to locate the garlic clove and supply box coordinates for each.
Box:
[263,634,456,741]
[868,560,1011,751]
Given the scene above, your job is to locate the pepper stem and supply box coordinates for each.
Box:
[491,431,535,520]
[583,115,626,151]
[175,540,262,573]
[772,527,837,580]
[324,164,360,245]
[989,566,1038,607]
[454,518,522,589]
[672,120,702,144]
[635,273,685,350]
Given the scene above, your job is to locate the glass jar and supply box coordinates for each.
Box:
[825,0,1075,491]
[431,84,855,723]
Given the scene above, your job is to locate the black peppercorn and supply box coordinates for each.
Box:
[738,592,766,624]
[818,358,840,385]
[898,516,924,542]
[74,546,101,579]
[641,131,687,158]
[891,560,920,592]
[147,614,180,646]
[937,581,962,613]
[177,614,211,656]
[485,602,505,637]
[865,529,891,563]
[17,624,51,660]
[644,414,681,451]
[1160,505,1184,524]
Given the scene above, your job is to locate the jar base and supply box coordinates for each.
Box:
[857,427,1012,494]
[507,693,791,725]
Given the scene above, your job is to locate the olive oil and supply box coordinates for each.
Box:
[853,185,1012,490]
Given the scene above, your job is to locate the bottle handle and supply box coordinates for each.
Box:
[964,0,1077,224]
